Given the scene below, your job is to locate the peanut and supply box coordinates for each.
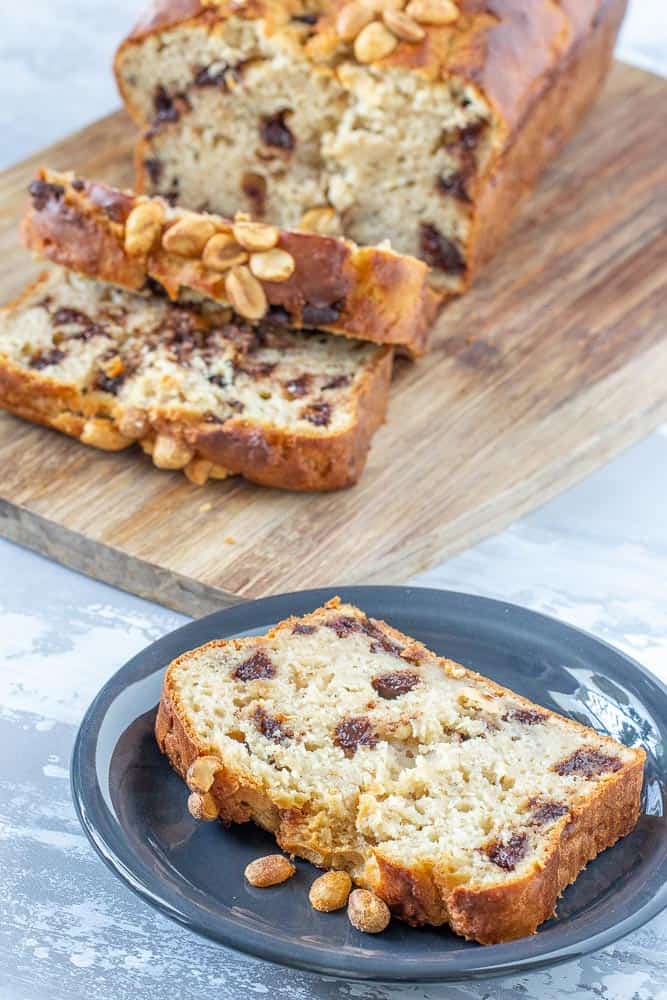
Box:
[249,248,295,283]
[336,0,375,41]
[244,855,296,887]
[124,201,165,257]
[309,871,352,912]
[209,463,231,480]
[225,265,267,320]
[405,0,458,25]
[185,457,214,487]
[152,434,194,470]
[347,889,391,933]
[354,21,397,62]
[80,419,133,452]
[202,233,248,272]
[116,407,149,441]
[458,686,500,713]
[162,215,217,257]
[187,791,220,822]
[186,755,221,793]
[232,220,279,252]
[382,8,425,41]
[298,207,342,236]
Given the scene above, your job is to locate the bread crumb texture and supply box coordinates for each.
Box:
[158,598,645,942]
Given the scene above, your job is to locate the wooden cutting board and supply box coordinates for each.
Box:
[1,62,666,617]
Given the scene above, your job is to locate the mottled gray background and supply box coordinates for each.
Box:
[0,2,665,998]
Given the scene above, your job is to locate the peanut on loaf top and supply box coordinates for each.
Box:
[23,169,439,355]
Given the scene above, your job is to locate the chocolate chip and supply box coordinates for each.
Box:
[459,122,485,150]
[54,307,90,326]
[193,64,237,89]
[322,374,349,391]
[234,360,278,379]
[88,185,134,223]
[260,111,295,151]
[264,305,292,327]
[143,276,168,298]
[29,349,65,369]
[326,616,359,638]
[28,180,65,211]
[163,181,181,207]
[53,307,107,342]
[484,833,528,871]
[143,158,163,186]
[71,178,86,192]
[503,708,548,725]
[372,671,420,699]
[419,223,466,274]
[153,85,181,125]
[554,748,622,778]
[233,650,276,681]
[240,171,268,218]
[301,401,331,426]
[334,717,377,756]
[301,301,342,326]
[368,634,403,657]
[93,370,125,395]
[436,172,471,203]
[292,623,316,635]
[530,799,569,825]
[325,615,403,657]
[284,374,311,398]
[291,12,318,23]
[253,706,292,743]
[208,374,227,388]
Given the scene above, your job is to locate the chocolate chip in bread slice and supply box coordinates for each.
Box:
[22,169,441,357]
[156,597,645,944]
[0,269,392,491]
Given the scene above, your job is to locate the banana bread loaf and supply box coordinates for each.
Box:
[0,269,392,491]
[23,169,440,356]
[156,597,645,943]
[116,0,628,292]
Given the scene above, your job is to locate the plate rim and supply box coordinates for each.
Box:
[70,584,667,983]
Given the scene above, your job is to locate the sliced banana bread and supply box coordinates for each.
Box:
[23,169,440,356]
[115,0,627,292]
[156,597,645,944]
[0,269,392,491]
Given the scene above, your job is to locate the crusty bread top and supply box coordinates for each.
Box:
[117,0,613,140]
[160,596,645,935]
[23,169,439,355]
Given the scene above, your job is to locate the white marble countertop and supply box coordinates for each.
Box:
[0,3,665,999]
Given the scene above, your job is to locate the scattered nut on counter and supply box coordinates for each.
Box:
[244,854,296,887]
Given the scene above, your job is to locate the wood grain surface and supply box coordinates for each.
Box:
[1,62,666,616]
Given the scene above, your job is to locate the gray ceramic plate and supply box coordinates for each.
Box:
[71,587,667,982]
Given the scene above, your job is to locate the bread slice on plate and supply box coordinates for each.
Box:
[156,597,645,944]
[0,269,392,491]
[22,169,440,356]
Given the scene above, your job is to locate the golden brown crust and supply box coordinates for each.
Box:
[116,0,624,139]
[0,273,393,492]
[22,170,439,356]
[154,600,646,942]
[115,0,626,292]
[463,0,628,283]
[447,756,644,943]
